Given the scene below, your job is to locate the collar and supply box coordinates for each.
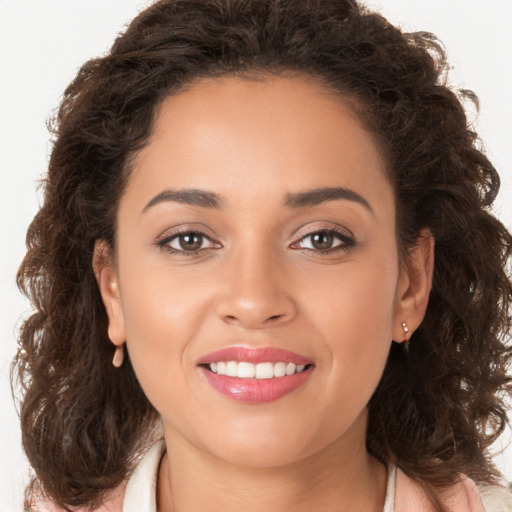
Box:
[122,439,166,512]
[120,440,485,512]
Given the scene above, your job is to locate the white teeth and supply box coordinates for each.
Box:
[255,362,274,379]
[226,361,238,377]
[273,362,286,377]
[285,362,296,376]
[208,361,308,378]
[237,361,255,378]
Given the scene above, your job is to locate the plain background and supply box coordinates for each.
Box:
[1,0,511,509]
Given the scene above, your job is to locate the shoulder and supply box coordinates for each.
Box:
[29,439,165,512]
[29,473,127,512]
[395,467,512,512]
[29,491,124,512]
[477,483,512,512]
[29,497,123,512]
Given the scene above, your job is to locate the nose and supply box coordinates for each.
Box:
[215,246,297,329]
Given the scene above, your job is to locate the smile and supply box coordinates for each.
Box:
[198,347,314,403]
[208,361,307,379]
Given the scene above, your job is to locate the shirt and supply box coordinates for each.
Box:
[36,439,512,511]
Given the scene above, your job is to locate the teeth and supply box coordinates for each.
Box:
[208,361,308,379]
[226,361,238,377]
[273,362,286,377]
[255,362,274,379]
[285,362,296,376]
[237,362,255,378]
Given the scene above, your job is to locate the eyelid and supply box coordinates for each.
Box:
[155,223,355,256]
[155,225,222,254]
[293,223,354,241]
[156,223,218,242]
[290,224,355,253]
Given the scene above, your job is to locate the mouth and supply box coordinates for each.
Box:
[197,347,315,403]
[201,361,310,379]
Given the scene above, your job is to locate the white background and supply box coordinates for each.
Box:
[1,1,511,510]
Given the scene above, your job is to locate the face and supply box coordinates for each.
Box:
[97,75,431,469]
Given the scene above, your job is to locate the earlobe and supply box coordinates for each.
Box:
[393,230,435,343]
[92,240,126,347]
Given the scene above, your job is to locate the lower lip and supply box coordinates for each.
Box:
[199,366,313,403]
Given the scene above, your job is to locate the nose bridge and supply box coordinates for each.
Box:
[216,235,296,328]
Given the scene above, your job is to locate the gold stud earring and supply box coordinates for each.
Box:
[112,345,125,368]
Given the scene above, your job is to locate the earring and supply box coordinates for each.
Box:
[112,345,125,368]
[401,322,410,351]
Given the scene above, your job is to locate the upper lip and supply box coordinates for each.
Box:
[197,346,313,366]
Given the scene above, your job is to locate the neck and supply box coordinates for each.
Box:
[157,418,387,512]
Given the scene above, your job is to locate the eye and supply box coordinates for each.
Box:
[158,230,220,254]
[292,228,354,254]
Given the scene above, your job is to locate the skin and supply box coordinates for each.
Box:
[95,74,433,511]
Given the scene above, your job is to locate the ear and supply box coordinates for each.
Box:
[392,229,434,343]
[92,240,126,347]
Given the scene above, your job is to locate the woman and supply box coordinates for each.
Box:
[14,0,512,510]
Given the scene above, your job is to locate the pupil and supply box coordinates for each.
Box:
[312,232,333,250]
[180,233,202,250]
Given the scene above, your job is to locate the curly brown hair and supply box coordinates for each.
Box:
[14,0,512,510]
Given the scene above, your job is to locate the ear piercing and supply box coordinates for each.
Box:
[112,345,125,368]
[401,322,410,351]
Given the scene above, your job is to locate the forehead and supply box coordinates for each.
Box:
[127,74,393,215]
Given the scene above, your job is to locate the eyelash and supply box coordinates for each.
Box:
[293,227,355,255]
[156,227,355,256]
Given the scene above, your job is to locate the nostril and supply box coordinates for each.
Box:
[217,296,297,329]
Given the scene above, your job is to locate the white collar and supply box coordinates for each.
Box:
[121,440,396,512]
[122,439,166,512]
[383,464,397,512]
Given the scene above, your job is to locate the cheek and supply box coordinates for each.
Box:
[116,258,212,409]
[304,252,398,344]
[119,243,212,340]
[300,252,398,401]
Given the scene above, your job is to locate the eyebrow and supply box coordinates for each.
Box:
[284,187,374,214]
[143,188,224,212]
[142,186,373,214]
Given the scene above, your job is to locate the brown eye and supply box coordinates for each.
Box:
[177,233,203,251]
[310,232,335,250]
[161,231,217,253]
[293,228,355,254]
[299,231,343,251]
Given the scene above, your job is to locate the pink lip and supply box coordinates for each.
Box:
[197,346,314,403]
[197,346,312,365]
[199,366,313,403]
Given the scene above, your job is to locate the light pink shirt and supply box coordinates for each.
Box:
[35,440,511,511]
